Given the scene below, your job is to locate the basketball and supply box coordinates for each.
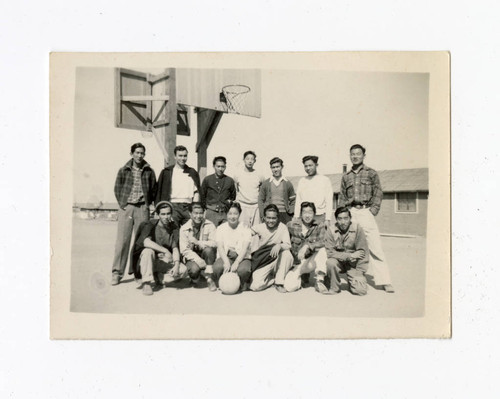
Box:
[219,273,241,295]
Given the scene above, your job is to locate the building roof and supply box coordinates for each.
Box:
[289,167,428,193]
[74,202,119,210]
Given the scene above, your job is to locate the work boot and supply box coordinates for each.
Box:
[111,274,121,286]
[142,282,153,296]
[206,278,217,292]
[314,281,328,294]
[384,284,395,293]
[275,284,287,293]
[301,273,310,288]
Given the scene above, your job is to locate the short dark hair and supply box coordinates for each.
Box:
[349,144,366,154]
[188,202,205,212]
[302,155,318,164]
[174,145,188,155]
[213,156,227,165]
[269,157,283,167]
[130,143,146,153]
[156,202,173,214]
[335,206,351,219]
[243,150,256,159]
[300,201,316,214]
[228,202,242,215]
[263,204,279,216]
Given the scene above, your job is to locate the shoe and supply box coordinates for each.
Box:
[275,285,287,293]
[207,278,217,292]
[190,277,201,287]
[327,288,341,295]
[384,284,395,293]
[111,274,121,286]
[135,278,142,286]
[241,282,250,292]
[142,282,153,296]
[315,281,328,294]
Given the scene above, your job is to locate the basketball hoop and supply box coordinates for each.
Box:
[221,85,251,114]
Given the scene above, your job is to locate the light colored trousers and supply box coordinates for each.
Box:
[350,207,392,286]
[240,203,260,228]
[250,250,294,292]
[283,248,327,292]
[139,248,187,283]
[112,203,149,275]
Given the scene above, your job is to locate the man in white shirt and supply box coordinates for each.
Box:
[250,204,294,292]
[178,202,218,291]
[294,155,333,224]
[155,145,201,227]
[233,150,265,227]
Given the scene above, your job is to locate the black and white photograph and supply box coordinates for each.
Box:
[51,52,450,339]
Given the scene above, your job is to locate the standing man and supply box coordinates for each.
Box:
[321,207,369,295]
[233,150,265,227]
[129,201,185,296]
[112,142,156,286]
[250,204,294,293]
[283,202,327,293]
[179,202,218,291]
[258,157,296,224]
[200,156,236,227]
[155,145,201,228]
[294,155,333,224]
[338,144,395,293]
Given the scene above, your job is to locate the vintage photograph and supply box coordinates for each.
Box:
[51,52,450,338]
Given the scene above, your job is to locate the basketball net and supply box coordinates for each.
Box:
[221,85,250,114]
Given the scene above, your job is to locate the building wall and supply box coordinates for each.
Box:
[377,192,428,236]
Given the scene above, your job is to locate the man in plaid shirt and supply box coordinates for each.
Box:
[112,143,156,286]
[283,202,327,293]
[338,144,395,293]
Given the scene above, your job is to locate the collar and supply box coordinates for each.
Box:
[269,176,287,184]
[334,222,356,234]
[349,164,366,174]
[125,158,149,170]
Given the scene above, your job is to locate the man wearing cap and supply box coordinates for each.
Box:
[294,155,333,224]
[258,157,296,224]
[319,207,369,295]
[112,143,156,286]
[200,156,236,227]
[129,201,186,296]
[338,144,395,293]
[249,204,294,293]
[155,145,201,228]
[179,202,218,291]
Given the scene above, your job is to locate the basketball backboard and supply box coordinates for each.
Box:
[176,68,261,118]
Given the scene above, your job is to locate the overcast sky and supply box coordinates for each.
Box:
[74,68,428,203]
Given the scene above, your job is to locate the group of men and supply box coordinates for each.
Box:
[111,142,395,296]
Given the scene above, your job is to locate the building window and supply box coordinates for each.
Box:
[395,192,418,213]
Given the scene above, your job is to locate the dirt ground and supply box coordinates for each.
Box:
[70,218,426,317]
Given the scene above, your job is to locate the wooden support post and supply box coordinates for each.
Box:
[197,109,223,180]
[165,68,177,167]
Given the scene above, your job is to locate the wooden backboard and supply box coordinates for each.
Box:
[176,68,261,118]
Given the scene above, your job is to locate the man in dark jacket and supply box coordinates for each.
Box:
[112,143,156,286]
[258,157,296,224]
[155,145,201,227]
[129,201,185,296]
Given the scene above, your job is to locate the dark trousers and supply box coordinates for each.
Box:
[326,258,368,295]
[278,212,293,224]
[212,258,252,285]
[185,247,217,280]
[171,202,191,228]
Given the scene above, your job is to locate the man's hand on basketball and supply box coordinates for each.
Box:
[230,261,239,273]
[171,264,180,278]
[223,260,231,273]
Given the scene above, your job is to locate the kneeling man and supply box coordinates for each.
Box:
[130,201,185,296]
[179,203,218,290]
[283,202,327,292]
[250,204,294,292]
[322,207,369,295]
